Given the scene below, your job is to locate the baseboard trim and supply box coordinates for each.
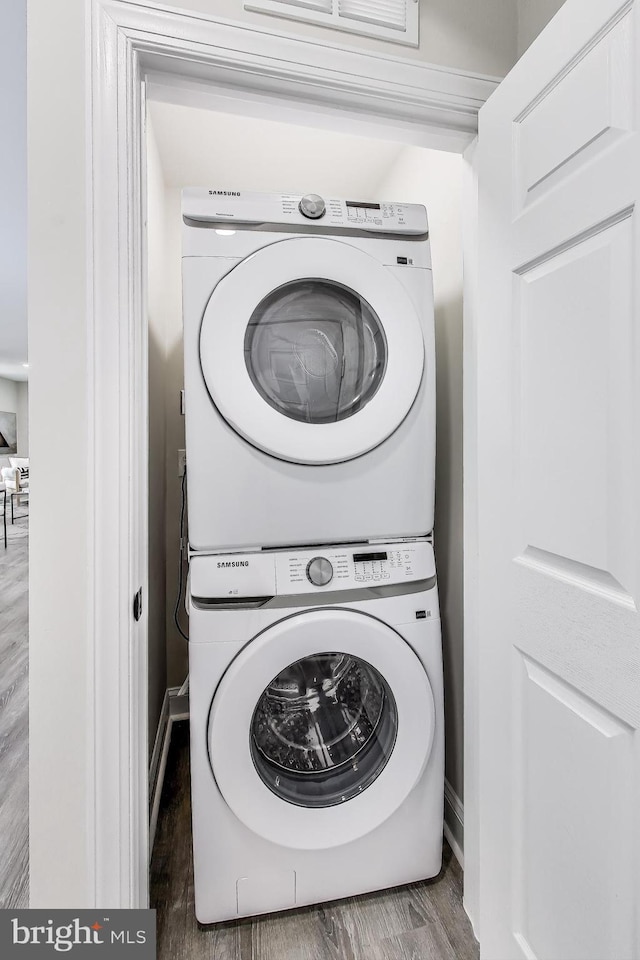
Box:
[149,685,190,859]
[148,690,170,798]
[444,778,464,868]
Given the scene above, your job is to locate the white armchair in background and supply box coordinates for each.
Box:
[1,457,29,523]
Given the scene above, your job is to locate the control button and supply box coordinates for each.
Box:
[355,575,364,582]
[382,573,390,580]
[373,575,381,581]
[299,194,326,220]
[306,556,333,586]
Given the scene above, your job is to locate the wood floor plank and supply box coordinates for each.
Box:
[250,907,333,960]
[0,517,29,909]
[330,861,463,960]
[367,924,458,960]
[416,850,479,960]
[151,722,479,960]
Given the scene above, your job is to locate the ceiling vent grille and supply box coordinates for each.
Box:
[245,0,419,46]
[338,0,407,31]
[275,0,333,11]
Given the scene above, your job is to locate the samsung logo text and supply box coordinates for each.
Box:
[208,190,240,196]
[217,560,249,568]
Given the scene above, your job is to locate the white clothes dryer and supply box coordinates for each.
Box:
[182,190,435,552]
[188,538,444,924]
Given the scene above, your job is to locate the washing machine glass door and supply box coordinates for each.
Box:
[250,652,397,809]
[199,237,425,464]
[208,608,436,850]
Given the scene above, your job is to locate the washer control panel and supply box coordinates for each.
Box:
[352,549,416,582]
[182,189,428,236]
[278,541,434,595]
[189,541,435,600]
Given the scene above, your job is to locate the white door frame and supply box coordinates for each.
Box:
[88,0,496,909]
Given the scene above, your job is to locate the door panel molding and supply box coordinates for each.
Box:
[521,654,635,735]
[513,654,636,960]
[513,205,634,275]
[513,0,634,125]
[477,0,640,955]
[512,211,636,607]
[513,9,633,215]
[515,546,636,611]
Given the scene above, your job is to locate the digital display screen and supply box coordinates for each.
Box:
[346,201,381,210]
[353,552,388,562]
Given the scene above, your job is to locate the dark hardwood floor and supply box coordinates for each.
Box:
[151,722,478,960]
[0,512,29,908]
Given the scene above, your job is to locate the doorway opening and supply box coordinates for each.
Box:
[143,79,467,921]
[78,0,488,916]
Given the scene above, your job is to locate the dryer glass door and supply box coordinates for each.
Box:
[208,608,436,850]
[199,237,426,464]
[245,281,387,425]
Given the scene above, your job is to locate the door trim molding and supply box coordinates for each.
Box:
[462,136,480,936]
[97,0,499,145]
[89,0,494,906]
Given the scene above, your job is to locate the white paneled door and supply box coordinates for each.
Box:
[476,0,640,958]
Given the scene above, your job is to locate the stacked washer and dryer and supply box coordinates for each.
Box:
[181,190,444,924]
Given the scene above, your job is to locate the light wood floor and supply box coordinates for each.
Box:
[151,722,478,960]
[0,512,29,908]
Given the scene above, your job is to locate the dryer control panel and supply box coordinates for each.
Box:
[189,540,435,600]
[182,189,429,236]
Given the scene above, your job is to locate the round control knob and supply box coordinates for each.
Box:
[306,556,334,587]
[299,194,326,220]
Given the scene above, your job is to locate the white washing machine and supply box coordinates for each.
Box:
[188,538,444,924]
[182,190,435,552]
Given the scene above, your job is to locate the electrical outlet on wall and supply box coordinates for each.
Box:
[178,449,187,477]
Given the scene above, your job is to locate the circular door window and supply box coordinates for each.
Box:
[199,237,425,464]
[250,652,397,808]
[245,281,387,425]
[208,608,435,850]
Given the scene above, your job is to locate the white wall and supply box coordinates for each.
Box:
[0,376,18,413]
[0,378,29,465]
[517,0,566,56]
[0,377,19,468]
[374,148,464,814]
[141,171,187,695]
[16,381,29,457]
[0,0,27,379]
[143,0,518,77]
[146,118,169,755]
[162,188,188,690]
[29,0,92,907]
[0,377,27,464]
